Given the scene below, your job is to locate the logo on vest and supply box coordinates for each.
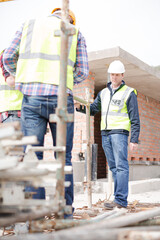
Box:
[111,99,121,106]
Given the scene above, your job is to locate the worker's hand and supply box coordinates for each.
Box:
[6,75,15,87]
[74,101,81,109]
[129,142,138,151]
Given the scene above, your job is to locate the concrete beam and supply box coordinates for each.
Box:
[88,47,160,101]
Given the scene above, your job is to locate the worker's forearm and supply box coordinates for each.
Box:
[3,25,23,77]
[3,50,17,77]
[0,53,10,80]
[73,31,89,85]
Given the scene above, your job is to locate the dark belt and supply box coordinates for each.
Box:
[8,111,18,115]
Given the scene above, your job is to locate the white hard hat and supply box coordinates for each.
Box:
[108,60,125,73]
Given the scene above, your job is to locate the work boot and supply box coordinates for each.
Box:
[64,213,73,219]
[104,201,127,210]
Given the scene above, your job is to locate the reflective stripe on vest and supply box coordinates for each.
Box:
[0,69,23,112]
[100,85,136,131]
[16,17,78,90]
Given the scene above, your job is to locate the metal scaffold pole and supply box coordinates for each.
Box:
[55,0,69,206]
[52,0,75,217]
[107,72,113,200]
[86,89,92,208]
[74,89,92,208]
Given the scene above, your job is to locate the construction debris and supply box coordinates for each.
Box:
[0,121,72,230]
[1,197,160,237]
[1,206,160,239]
[0,0,79,236]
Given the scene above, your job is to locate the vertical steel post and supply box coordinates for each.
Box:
[91,143,98,181]
[56,0,69,214]
[107,164,113,200]
[86,88,92,208]
[107,71,113,200]
[73,93,92,207]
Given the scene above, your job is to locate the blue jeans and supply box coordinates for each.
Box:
[21,95,74,207]
[102,134,129,207]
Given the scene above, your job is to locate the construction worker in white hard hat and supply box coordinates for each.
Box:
[3,7,89,218]
[108,60,125,73]
[76,60,140,209]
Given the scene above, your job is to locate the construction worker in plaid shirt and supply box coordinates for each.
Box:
[3,8,89,218]
[0,50,23,124]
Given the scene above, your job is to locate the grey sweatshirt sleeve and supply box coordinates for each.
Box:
[76,91,101,116]
[126,91,140,143]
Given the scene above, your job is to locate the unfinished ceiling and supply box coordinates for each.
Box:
[88,47,160,101]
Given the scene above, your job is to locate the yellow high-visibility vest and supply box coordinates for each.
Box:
[0,68,23,113]
[100,85,137,131]
[16,17,78,90]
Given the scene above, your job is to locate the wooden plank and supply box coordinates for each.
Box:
[2,208,160,239]
[0,121,20,130]
[0,207,58,228]
[1,226,160,240]
[119,230,160,240]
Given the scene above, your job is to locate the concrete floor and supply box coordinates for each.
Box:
[73,178,160,209]
[73,189,160,209]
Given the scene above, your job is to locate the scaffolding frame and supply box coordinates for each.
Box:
[0,0,94,230]
[0,0,75,227]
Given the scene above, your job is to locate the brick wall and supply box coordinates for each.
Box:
[72,72,95,161]
[94,112,106,178]
[128,92,160,162]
